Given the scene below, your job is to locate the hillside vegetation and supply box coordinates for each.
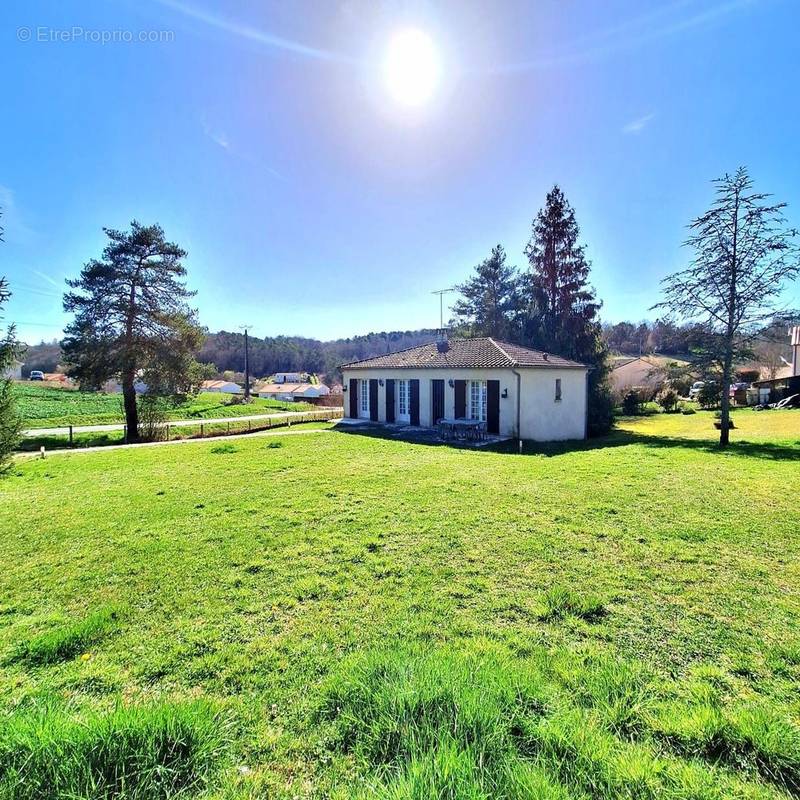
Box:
[14,384,315,428]
[0,409,798,798]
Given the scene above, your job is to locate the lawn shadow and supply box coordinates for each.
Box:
[334,422,800,461]
[492,429,800,461]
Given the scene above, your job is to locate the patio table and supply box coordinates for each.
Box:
[437,417,486,442]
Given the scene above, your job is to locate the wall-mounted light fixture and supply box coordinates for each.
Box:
[448,379,455,388]
[501,388,508,399]
[343,384,348,392]
[378,379,384,387]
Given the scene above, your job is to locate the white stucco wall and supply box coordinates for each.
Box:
[341,366,587,441]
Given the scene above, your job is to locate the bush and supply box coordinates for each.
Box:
[697,381,721,409]
[0,378,21,475]
[656,386,680,413]
[587,382,615,437]
[621,388,646,415]
[136,397,169,442]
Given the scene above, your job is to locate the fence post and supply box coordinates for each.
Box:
[200,423,204,438]
[166,424,170,441]
[69,425,73,446]
[248,420,251,432]
[123,425,127,444]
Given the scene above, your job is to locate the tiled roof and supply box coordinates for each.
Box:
[340,338,586,370]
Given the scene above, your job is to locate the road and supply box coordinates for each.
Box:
[22,409,341,438]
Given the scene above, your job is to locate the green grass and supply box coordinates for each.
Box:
[0,699,227,799]
[7,604,122,666]
[0,410,798,797]
[14,384,316,428]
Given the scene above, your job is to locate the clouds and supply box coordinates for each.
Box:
[202,119,230,150]
[622,112,656,135]
[0,185,36,244]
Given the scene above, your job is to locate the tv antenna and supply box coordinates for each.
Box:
[432,287,456,329]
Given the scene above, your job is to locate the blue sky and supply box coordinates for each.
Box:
[1,0,798,344]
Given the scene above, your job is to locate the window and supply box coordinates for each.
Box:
[398,379,409,418]
[555,378,562,402]
[469,380,487,421]
[360,379,369,414]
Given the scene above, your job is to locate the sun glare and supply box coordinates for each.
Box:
[382,29,441,107]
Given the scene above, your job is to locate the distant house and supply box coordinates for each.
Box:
[43,372,72,384]
[201,379,242,394]
[256,382,330,402]
[1,359,22,381]
[271,371,307,384]
[610,354,686,398]
[340,335,588,442]
[102,378,149,395]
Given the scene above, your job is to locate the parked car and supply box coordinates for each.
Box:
[688,380,705,400]
[29,370,45,381]
[729,381,749,397]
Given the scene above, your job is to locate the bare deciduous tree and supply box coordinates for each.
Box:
[655,167,800,446]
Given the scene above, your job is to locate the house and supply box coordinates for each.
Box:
[340,335,588,441]
[201,379,243,394]
[1,359,22,381]
[610,354,685,398]
[271,371,307,384]
[256,382,330,402]
[751,326,800,403]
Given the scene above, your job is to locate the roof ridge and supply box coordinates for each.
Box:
[487,338,517,366]
[339,339,437,369]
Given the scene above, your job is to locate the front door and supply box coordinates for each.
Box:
[349,378,358,418]
[358,378,370,419]
[396,379,410,423]
[431,379,445,424]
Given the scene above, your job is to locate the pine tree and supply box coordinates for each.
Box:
[62,221,209,441]
[655,167,800,447]
[522,186,613,434]
[452,245,520,340]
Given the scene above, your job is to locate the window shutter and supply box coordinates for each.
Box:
[487,380,500,435]
[385,379,395,422]
[349,378,358,418]
[410,379,420,426]
[369,379,379,421]
[454,380,466,418]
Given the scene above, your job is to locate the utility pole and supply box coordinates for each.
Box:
[431,288,455,329]
[239,325,252,401]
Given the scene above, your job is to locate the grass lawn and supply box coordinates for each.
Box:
[0,409,798,798]
[14,384,315,428]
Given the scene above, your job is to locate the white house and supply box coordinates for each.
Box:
[201,379,243,394]
[340,336,588,442]
[271,371,307,384]
[256,382,330,402]
[1,359,22,381]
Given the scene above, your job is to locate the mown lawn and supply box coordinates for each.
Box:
[0,409,798,799]
[14,384,314,428]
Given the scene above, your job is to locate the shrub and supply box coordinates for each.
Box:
[656,386,680,413]
[0,699,227,800]
[697,381,721,409]
[0,377,21,476]
[621,388,646,416]
[7,605,122,666]
[136,397,169,442]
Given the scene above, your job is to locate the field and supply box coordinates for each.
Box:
[14,383,315,428]
[0,409,798,799]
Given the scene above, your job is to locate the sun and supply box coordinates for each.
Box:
[382,29,441,107]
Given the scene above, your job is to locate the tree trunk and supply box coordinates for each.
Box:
[719,350,733,448]
[122,374,139,441]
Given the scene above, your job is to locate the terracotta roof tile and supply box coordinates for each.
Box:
[340,338,586,370]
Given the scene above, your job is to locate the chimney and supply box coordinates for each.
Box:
[791,326,800,376]
[436,328,450,353]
